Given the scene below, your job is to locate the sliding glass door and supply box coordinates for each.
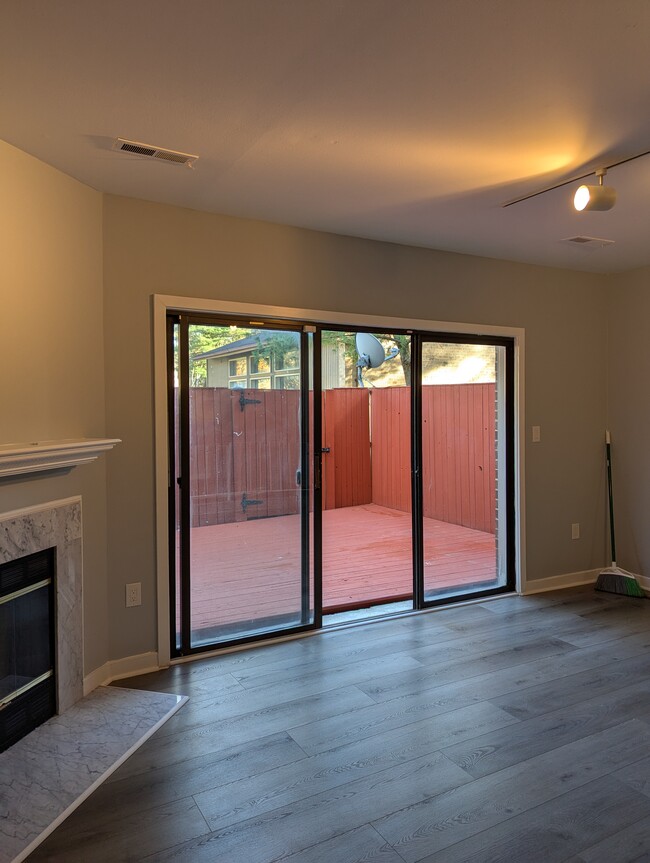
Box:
[416,335,514,604]
[320,329,413,618]
[167,313,515,654]
[169,316,316,654]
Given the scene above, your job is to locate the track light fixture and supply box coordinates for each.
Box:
[502,147,650,210]
[573,169,616,211]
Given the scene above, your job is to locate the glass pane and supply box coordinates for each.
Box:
[321,331,413,622]
[277,374,300,390]
[250,354,271,374]
[275,347,300,370]
[421,341,504,600]
[1,585,52,699]
[186,324,311,646]
[229,357,247,376]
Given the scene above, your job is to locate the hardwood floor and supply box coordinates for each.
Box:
[28,587,650,862]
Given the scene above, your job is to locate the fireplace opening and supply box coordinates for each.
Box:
[0,547,56,753]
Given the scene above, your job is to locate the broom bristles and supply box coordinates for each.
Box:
[595,566,646,598]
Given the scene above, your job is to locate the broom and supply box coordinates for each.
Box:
[595,431,646,597]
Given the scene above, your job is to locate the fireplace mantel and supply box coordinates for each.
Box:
[0,438,120,478]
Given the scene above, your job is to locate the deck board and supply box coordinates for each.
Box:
[185,504,496,633]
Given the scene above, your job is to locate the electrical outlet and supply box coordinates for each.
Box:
[532,426,541,442]
[125,582,141,607]
[571,523,580,540]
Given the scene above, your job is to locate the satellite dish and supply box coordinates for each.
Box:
[355,332,386,387]
[356,333,386,369]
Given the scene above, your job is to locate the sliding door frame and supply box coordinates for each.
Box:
[153,295,526,668]
[413,331,516,609]
[168,311,320,657]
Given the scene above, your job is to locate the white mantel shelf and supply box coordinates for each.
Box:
[0,438,121,478]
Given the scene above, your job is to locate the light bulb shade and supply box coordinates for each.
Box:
[574,184,617,211]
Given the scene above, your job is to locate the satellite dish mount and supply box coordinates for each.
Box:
[355,333,398,387]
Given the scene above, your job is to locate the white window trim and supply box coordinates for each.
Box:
[152,295,526,667]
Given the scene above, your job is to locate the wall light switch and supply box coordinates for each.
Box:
[571,523,580,540]
[532,425,541,442]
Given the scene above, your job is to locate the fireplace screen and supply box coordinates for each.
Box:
[0,547,56,752]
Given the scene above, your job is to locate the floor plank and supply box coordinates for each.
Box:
[372,720,650,862]
[414,775,649,863]
[572,812,650,862]
[143,751,470,863]
[193,701,516,831]
[443,678,650,779]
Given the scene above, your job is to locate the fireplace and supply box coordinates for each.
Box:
[0,497,83,753]
[0,547,57,752]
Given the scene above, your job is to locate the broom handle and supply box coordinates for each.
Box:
[606,431,617,566]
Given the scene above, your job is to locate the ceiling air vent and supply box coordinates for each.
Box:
[561,236,615,247]
[113,138,198,167]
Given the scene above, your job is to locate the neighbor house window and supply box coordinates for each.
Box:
[276,374,300,389]
[229,357,247,376]
[275,348,300,371]
[226,347,302,389]
[250,354,271,374]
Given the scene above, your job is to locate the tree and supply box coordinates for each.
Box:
[386,334,411,385]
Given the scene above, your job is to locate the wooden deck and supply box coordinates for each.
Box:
[186,504,497,636]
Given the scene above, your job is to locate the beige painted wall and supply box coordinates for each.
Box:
[0,140,109,674]
[606,266,650,576]
[103,194,609,661]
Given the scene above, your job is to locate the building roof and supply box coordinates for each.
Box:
[192,331,299,361]
[192,335,262,361]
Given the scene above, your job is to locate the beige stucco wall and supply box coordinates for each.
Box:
[0,140,109,675]
[103,194,609,661]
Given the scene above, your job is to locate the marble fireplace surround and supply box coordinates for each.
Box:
[0,497,189,863]
[0,497,83,714]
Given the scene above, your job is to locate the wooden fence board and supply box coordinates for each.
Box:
[322,388,372,510]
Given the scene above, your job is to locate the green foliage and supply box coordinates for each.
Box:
[250,331,300,370]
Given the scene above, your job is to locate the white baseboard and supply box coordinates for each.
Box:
[83,651,160,695]
[522,568,601,595]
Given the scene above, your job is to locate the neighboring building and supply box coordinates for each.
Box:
[193,332,345,390]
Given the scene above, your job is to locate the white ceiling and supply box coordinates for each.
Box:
[2,0,650,273]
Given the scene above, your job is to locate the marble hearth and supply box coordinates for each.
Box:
[0,496,188,863]
[0,497,83,715]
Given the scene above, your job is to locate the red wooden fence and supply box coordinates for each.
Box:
[370,385,495,533]
[190,388,301,527]
[189,383,495,533]
[369,386,412,514]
